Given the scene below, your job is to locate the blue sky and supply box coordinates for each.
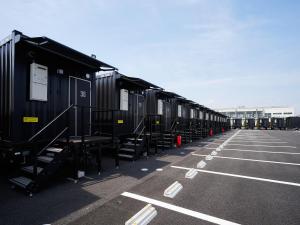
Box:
[1,0,299,113]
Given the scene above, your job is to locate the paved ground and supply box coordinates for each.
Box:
[1,130,300,225]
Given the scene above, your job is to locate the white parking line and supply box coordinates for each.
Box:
[229,141,287,144]
[235,136,276,139]
[202,147,300,155]
[232,139,281,141]
[227,143,297,148]
[121,192,241,225]
[171,166,300,187]
[192,153,300,166]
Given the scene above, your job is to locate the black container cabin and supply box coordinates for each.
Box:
[188,102,203,140]
[246,118,255,129]
[214,112,223,134]
[193,104,206,139]
[197,105,206,137]
[218,113,227,133]
[207,109,216,135]
[171,97,193,143]
[95,71,159,159]
[145,90,183,150]
[286,117,300,130]
[0,30,117,193]
[260,118,270,129]
[271,118,285,130]
[145,89,175,132]
[232,119,242,129]
[202,106,211,137]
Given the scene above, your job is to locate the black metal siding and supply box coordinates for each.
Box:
[8,42,96,142]
[96,73,145,136]
[0,34,15,139]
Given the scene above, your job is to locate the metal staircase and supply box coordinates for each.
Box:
[118,117,146,160]
[10,143,69,196]
[157,131,175,150]
[8,105,74,195]
[118,137,144,160]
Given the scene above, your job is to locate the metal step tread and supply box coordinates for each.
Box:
[120,148,135,152]
[21,166,43,174]
[158,141,172,144]
[126,138,143,142]
[123,142,141,146]
[9,176,33,188]
[47,147,63,153]
[37,156,54,163]
[118,153,134,158]
[157,144,171,147]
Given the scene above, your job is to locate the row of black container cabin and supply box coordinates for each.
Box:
[0,31,228,194]
[231,117,298,130]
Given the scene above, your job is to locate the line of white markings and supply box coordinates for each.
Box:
[229,141,287,144]
[202,147,300,155]
[121,192,241,225]
[226,143,297,148]
[191,153,300,166]
[232,139,281,141]
[171,165,300,187]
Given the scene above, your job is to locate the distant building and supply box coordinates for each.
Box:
[217,106,294,119]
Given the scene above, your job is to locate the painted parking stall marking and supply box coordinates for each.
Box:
[229,141,287,144]
[226,143,297,148]
[210,148,300,155]
[121,192,241,225]
[192,153,300,166]
[171,166,300,187]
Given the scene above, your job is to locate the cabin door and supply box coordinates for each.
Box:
[164,102,172,130]
[133,94,145,134]
[69,77,91,136]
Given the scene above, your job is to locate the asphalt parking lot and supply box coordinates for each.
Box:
[1,130,300,225]
[69,130,300,225]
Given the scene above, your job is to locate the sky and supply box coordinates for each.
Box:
[1,0,299,113]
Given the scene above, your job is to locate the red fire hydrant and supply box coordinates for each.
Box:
[176,135,182,148]
[209,128,213,136]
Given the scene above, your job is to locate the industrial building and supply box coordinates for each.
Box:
[217,106,295,129]
[217,106,294,119]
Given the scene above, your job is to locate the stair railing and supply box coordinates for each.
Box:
[28,104,74,142]
[28,104,74,178]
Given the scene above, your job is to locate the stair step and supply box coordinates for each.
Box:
[118,153,134,159]
[21,166,43,174]
[37,156,53,163]
[157,144,171,148]
[9,176,33,189]
[120,148,135,153]
[126,138,143,142]
[158,141,172,144]
[47,147,63,153]
[123,143,141,147]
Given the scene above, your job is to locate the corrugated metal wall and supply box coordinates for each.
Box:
[95,73,143,136]
[0,35,14,139]
[8,42,96,141]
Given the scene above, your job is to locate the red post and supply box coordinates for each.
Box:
[176,135,182,148]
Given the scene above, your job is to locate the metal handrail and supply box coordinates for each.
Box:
[28,104,74,142]
[137,126,145,140]
[36,127,68,156]
[170,118,178,132]
[133,116,146,134]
